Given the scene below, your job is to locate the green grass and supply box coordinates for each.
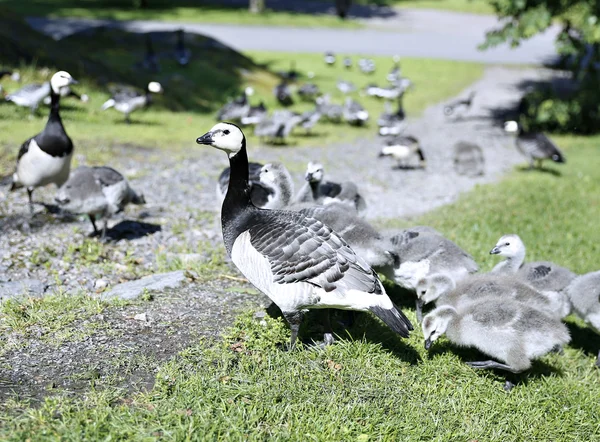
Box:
[0,0,359,28]
[356,0,495,15]
[0,50,484,175]
[1,137,600,440]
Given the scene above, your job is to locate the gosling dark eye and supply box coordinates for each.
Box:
[505,242,510,246]
[223,130,230,135]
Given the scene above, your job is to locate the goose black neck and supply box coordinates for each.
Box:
[221,136,254,253]
[309,180,320,199]
[48,87,64,127]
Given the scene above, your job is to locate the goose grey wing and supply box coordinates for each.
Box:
[92,166,125,187]
[519,262,576,291]
[10,83,46,97]
[110,85,142,101]
[518,133,564,160]
[469,300,518,326]
[248,212,383,295]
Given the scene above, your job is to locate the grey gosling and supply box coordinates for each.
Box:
[453,141,485,177]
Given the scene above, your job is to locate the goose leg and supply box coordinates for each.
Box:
[466,360,521,373]
[125,113,131,125]
[100,219,108,242]
[26,187,34,214]
[89,214,99,236]
[283,311,304,350]
[503,380,516,392]
[322,309,335,346]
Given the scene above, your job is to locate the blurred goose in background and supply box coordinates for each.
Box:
[379,135,426,169]
[254,110,302,143]
[279,61,299,82]
[422,300,570,389]
[217,161,274,208]
[139,33,159,72]
[217,86,253,121]
[343,57,353,69]
[174,29,191,66]
[101,81,163,124]
[6,82,52,115]
[453,141,485,176]
[8,71,77,211]
[55,166,145,239]
[358,58,376,74]
[387,56,401,83]
[343,98,369,126]
[444,91,475,117]
[490,234,576,297]
[274,80,294,106]
[240,102,267,126]
[316,95,343,122]
[298,82,320,101]
[503,121,566,169]
[324,51,336,66]
[378,99,406,136]
[565,271,600,366]
[300,108,322,133]
[336,79,356,95]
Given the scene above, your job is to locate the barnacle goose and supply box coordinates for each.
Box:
[387,56,401,83]
[298,83,320,101]
[254,110,302,143]
[55,166,145,239]
[490,234,576,309]
[196,122,412,347]
[358,58,375,75]
[565,271,600,366]
[379,135,426,169]
[343,98,369,126]
[240,102,267,126]
[343,57,352,69]
[8,71,77,211]
[503,121,566,169]
[6,82,54,115]
[377,99,406,136]
[174,29,191,66]
[324,52,336,66]
[443,91,475,117]
[336,79,356,95]
[217,87,253,121]
[423,299,570,389]
[139,33,159,72]
[274,80,294,106]
[316,95,343,122]
[101,81,163,124]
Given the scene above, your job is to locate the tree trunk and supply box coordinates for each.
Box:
[335,0,351,19]
[249,0,265,14]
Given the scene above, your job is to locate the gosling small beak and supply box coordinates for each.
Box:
[490,246,500,255]
[424,338,432,350]
[70,78,79,85]
[196,132,214,145]
[305,173,313,182]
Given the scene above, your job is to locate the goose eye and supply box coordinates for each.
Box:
[505,242,510,246]
[223,130,230,135]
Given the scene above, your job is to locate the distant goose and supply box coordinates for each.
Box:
[101,81,163,124]
[343,98,369,126]
[297,83,320,101]
[358,58,376,74]
[254,110,303,143]
[300,108,322,133]
[443,91,475,117]
[343,57,352,69]
[295,161,366,212]
[196,122,413,347]
[377,99,405,136]
[6,82,52,115]
[316,95,343,122]
[217,161,274,208]
[417,273,571,320]
[274,80,294,106]
[453,141,485,176]
[279,61,299,82]
[337,79,356,94]
[387,228,478,321]
[379,136,426,169]
[241,102,268,126]
[565,271,600,366]
[503,121,566,169]
[386,56,401,83]
[8,71,77,211]
[217,87,253,121]
[55,166,145,239]
[0,70,20,82]
[324,51,336,66]
[490,234,576,297]
[174,29,191,66]
[139,33,159,72]
[422,300,570,388]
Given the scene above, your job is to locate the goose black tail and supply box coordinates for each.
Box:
[370,303,413,338]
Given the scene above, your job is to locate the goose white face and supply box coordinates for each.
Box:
[244,86,254,96]
[422,307,453,349]
[196,122,244,156]
[504,120,519,133]
[305,161,324,182]
[50,71,77,94]
[148,81,163,93]
[490,234,523,257]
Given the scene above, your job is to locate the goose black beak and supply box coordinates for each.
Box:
[490,247,500,255]
[196,132,214,146]
[424,338,432,350]
[305,173,313,181]
[70,79,79,85]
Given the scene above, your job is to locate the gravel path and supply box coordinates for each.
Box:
[0,66,546,400]
[28,11,559,64]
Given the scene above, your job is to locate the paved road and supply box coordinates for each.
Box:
[28,7,559,64]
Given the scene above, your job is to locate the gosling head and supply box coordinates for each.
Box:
[196,122,245,157]
[490,234,525,258]
[259,162,285,188]
[50,71,77,95]
[415,274,455,306]
[305,161,324,183]
[422,306,456,350]
[148,81,163,93]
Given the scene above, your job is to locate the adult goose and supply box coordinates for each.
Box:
[101,82,163,124]
[503,121,566,169]
[196,122,413,347]
[9,71,77,211]
[6,82,52,115]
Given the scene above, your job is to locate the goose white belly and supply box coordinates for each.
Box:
[114,97,146,114]
[15,139,72,188]
[231,231,383,313]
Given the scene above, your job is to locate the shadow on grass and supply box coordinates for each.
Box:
[515,165,562,177]
[105,220,161,241]
[566,321,600,359]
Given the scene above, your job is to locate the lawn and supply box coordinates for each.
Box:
[0,43,484,176]
[356,0,495,15]
[1,136,599,440]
